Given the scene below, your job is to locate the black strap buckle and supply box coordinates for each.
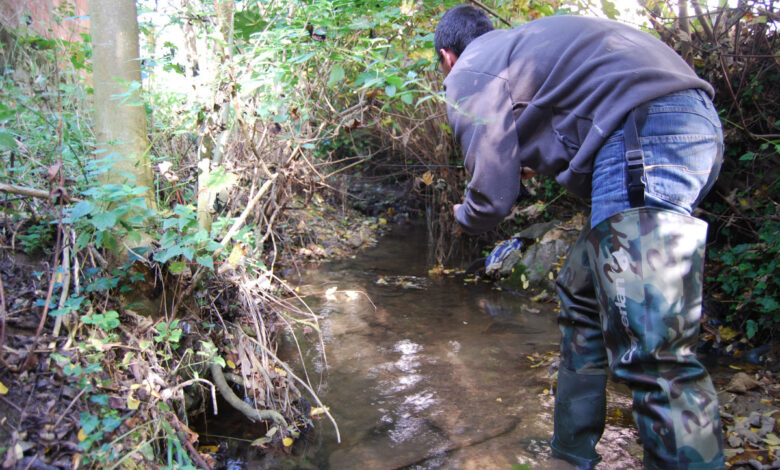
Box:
[626,149,645,207]
[623,104,649,208]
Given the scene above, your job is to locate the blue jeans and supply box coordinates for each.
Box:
[590,89,723,227]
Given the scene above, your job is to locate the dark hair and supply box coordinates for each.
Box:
[434,5,494,62]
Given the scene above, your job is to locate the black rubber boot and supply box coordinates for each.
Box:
[550,366,608,470]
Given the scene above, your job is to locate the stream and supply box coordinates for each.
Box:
[202,224,643,469]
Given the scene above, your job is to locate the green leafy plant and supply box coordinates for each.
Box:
[68,171,157,252]
[711,219,780,339]
[82,310,121,331]
[78,410,125,459]
[154,320,183,348]
[708,140,780,341]
[156,203,221,273]
[18,219,56,255]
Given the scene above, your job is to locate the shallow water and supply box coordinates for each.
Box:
[205,224,643,469]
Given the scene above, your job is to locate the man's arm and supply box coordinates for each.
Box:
[446,70,526,235]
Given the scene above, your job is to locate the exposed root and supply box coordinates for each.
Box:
[208,356,287,427]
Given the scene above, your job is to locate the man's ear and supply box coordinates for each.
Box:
[439,48,458,74]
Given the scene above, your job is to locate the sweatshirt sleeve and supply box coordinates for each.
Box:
[446,70,524,235]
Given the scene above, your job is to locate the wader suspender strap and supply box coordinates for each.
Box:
[623,104,649,208]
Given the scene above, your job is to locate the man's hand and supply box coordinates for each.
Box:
[452,204,464,236]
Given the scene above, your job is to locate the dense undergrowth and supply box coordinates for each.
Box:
[0,0,777,468]
[648,0,780,346]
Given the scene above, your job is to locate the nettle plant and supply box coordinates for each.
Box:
[155,203,221,274]
[67,153,231,273]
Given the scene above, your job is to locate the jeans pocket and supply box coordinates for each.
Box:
[643,134,720,211]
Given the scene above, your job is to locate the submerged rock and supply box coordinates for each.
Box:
[500,214,585,292]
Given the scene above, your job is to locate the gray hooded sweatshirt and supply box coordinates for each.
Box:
[445,15,713,234]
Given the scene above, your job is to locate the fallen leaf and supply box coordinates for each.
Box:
[2,442,23,467]
[78,429,88,442]
[47,163,62,182]
[0,381,7,395]
[127,393,141,410]
[225,242,247,270]
[251,436,271,447]
[718,326,738,341]
[726,372,762,393]
[421,171,433,186]
[763,433,780,446]
[283,437,294,447]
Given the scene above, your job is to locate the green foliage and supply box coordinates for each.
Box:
[159,420,199,470]
[18,218,56,255]
[156,203,221,271]
[78,409,125,460]
[68,177,157,251]
[708,136,780,341]
[49,294,86,318]
[711,218,780,339]
[234,0,448,130]
[0,29,92,191]
[82,310,121,331]
[154,320,183,348]
[75,384,127,465]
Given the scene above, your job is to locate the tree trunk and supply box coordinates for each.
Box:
[90,0,158,216]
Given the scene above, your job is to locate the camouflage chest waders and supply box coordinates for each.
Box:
[551,100,724,469]
[552,208,725,469]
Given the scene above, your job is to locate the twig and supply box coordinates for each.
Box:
[468,0,512,27]
[172,173,279,316]
[0,182,81,202]
[219,173,278,250]
[0,272,7,366]
[51,246,71,338]
[88,246,108,269]
[0,394,22,413]
[690,0,714,40]
[53,386,87,428]
[24,77,67,369]
[170,417,213,470]
[161,377,218,412]
[679,0,693,66]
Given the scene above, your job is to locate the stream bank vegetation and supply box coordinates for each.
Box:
[0,0,777,468]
